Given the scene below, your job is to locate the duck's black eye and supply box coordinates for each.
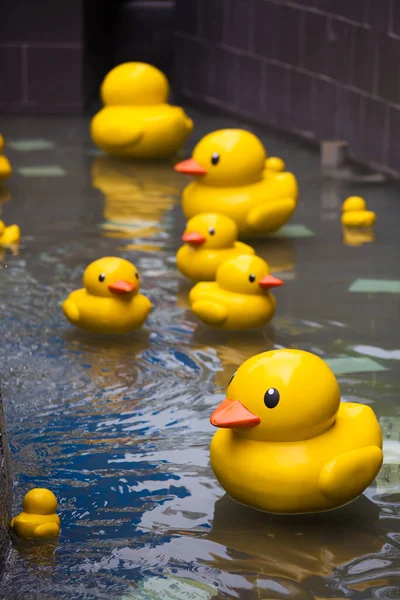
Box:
[264,387,280,409]
[135,271,140,279]
[228,371,237,387]
[249,274,256,283]
[99,273,106,282]
[211,152,220,166]
[208,227,215,235]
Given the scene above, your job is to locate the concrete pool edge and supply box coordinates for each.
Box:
[0,389,12,570]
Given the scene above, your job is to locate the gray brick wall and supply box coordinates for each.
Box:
[175,0,400,177]
[0,0,110,115]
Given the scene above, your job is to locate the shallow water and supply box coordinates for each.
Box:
[0,108,400,599]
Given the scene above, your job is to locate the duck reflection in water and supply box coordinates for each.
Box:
[207,493,384,596]
[91,156,182,244]
[342,225,375,247]
[192,327,275,389]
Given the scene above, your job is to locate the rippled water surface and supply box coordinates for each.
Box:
[0,109,400,599]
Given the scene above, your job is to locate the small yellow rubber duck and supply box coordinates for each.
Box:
[175,129,298,238]
[341,196,376,227]
[189,254,283,330]
[210,349,383,514]
[63,257,152,334]
[0,134,12,182]
[10,488,60,540]
[91,62,193,159]
[0,220,20,245]
[176,213,255,282]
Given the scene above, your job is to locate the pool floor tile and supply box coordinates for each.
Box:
[326,356,388,375]
[18,165,66,177]
[349,278,400,293]
[8,138,55,151]
[270,224,315,238]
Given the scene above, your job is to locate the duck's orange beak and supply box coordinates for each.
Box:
[182,231,206,245]
[174,158,207,176]
[259,274,284,289]
[210,398,260,428]
[108,280,136,294]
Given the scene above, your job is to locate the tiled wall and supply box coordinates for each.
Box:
[175,0,400,177]
[0,0,111,115]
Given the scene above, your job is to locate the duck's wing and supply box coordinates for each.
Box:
[189,282,216,305]
[135,294,152,318]
[1,225,20,245]
[90,109,143,150]
[0,155,12,180]
[341,211,376,227]
[319,445,383,503]
[33,522,60,539]
[192,300,228,325]
[62,298,80,323]
[247,198,297,233]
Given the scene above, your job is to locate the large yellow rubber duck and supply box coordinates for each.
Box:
[341,196,376,227]
[175,130,298,238]
[10,488,60,540]
[62,257,152,334]
[0,134,12,182]
[0,220,20,245]
[189,255,283,330]
[177,213,255,282]
[210,349,383,514]
[91,63,193,159]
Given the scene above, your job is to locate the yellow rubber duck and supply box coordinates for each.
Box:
[341,196,376,227]
[176,213,255,282]
[210,349,383,514]
[91,62,193,159]
[62,257,152,334]
[0,220,20,245]
[175,129,298,238]
[0,134,12,182]
[189,254,283,330]
[10,488,60,540]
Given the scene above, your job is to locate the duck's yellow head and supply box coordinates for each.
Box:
[342,196,367,213]
[211,349,340,442]
[0,220,5,236]
[181,213,239,249]
[23,488,58,515]
[216,255,283,295]
[101,62,169,107]
[175,129,266,186]
[83,257,140,298]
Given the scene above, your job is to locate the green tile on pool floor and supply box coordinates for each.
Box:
[8,139,55,151]
[349,279,400,293]
[270,224,315,238]
[326,356,387,375]
[18,166,66,177]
